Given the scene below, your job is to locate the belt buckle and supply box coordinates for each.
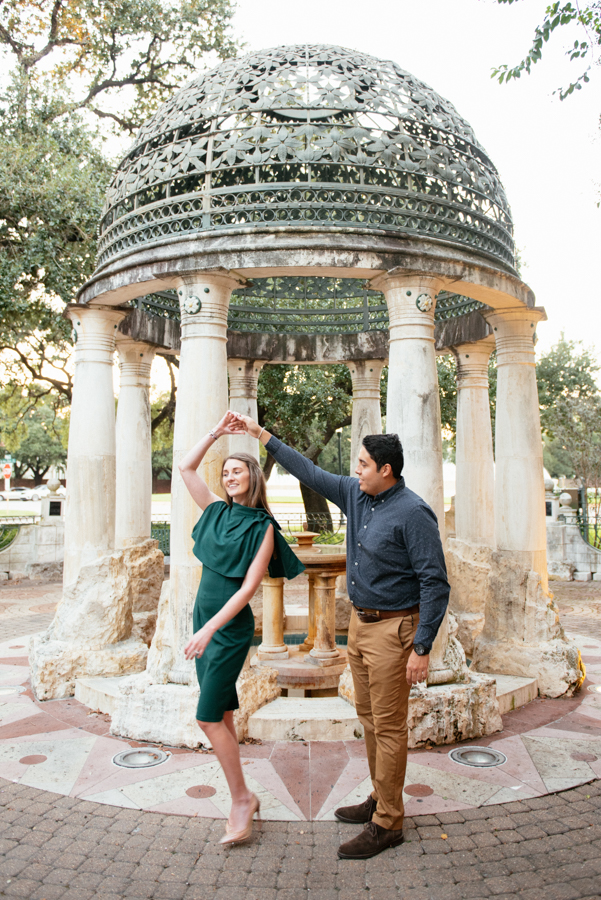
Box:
[356,607,380,622]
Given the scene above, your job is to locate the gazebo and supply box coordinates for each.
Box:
[30,45,583,746]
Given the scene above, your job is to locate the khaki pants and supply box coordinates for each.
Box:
[347,607,418,830]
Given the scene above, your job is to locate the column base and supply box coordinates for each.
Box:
[309,651,342,667]
[257,646,289,660]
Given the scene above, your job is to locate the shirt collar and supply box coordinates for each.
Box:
[373,476,405,503]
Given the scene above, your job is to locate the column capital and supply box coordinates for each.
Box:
[115,336,156,388]
[346,360,385,399]
[65,304,127,364]
[370,273,446,337]
[452,337,495,390]
[174,271,245,340]
[483,306,546,367]
[227,359,264,401]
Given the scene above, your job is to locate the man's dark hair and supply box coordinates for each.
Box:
[362,434,404,479]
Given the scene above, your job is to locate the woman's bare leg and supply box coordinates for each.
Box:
[198,719,255,832]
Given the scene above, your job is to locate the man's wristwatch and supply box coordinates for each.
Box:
[413,643,429,656]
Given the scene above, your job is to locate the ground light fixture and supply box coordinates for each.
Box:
[449,747,507,768]
[588,684,601,695]
[0,685,25,695]
[112,748,170,768]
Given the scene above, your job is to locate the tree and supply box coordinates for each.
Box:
[536,334,600,435]
[0,400,67,481]
[0,0,238,133]
[492,1,601,99]
[546,395,601,545]
[257,365,353,530]
[0,0,237,422]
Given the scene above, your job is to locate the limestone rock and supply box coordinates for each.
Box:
[132,611,158,647]
[110,673,204,748]
[125,539,164,612]
[335,575,351,631]
[29,540,163,700]
[338,663,355,705]
[339,664,502,746]
[145,580,176,682]
[471,551,585,697]
[234,663,281,741]
[548,560,575,582]
[51,551,133,646]
[446,538,493,656]
[249,585,263,634]
[30,635,148,701]
[406,675,502,748]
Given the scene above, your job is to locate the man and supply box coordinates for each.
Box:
[235,417,450,860]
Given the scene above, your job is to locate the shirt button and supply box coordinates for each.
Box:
[352,581,355,585]
[364,525,367,529]
[358,542,361,547]
[354,561,358,566]
[371,507,374,511]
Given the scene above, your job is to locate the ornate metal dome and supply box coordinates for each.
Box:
[98,44,515,271]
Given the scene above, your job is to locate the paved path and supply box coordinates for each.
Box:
[1,776,601,899]
[1,577,601,898]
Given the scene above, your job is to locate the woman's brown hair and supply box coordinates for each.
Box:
[221,453,273,516]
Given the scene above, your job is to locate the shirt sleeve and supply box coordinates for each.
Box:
[402,505,450,652]
[265,435,352,514]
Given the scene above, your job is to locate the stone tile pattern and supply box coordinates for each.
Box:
[0,579,60,644]
[553,581,601,642]
[1,776,601,900]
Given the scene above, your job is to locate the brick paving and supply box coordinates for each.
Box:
[1,777,601,899]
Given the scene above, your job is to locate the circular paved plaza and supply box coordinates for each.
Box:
[1,577,601,900]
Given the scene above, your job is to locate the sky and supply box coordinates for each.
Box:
[228,0,601,364]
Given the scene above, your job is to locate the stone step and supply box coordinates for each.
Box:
[247,696,363,742]
[75,675,128,716]
[490,674,538,714]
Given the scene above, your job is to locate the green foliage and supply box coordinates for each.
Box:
[492,1,600,99]
[257,365,353,462]
[0,0,239,132]
[319,425,351,476]
[0,399,67,480]
[536,334,600,437]
[543,436,575,478]
[151,388,175,479]
[546,395,601,490]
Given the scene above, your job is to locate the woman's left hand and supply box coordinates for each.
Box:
[184,625,214,660]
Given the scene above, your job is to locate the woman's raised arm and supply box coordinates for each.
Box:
[178,411,245,510]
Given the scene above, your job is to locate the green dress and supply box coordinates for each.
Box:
[191,500,305,722]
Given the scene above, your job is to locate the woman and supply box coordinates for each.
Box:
[180,411,304,845]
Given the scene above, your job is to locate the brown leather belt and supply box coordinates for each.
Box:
[354,604,419,623]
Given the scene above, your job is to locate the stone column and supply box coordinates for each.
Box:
[63,305,126,586]
[347,361,385,472]
[164,273,242,685]
[257,575,289,660]
[486,308,547,584]
[373,274,466,684]
[471,307,584,696]
[115,337,156,548]
[446,338,496,655]
[299,573,316,652]
[452,339,495,548]
[227,359,264,459]
[309,571,342,667]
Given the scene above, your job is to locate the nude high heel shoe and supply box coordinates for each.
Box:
[219,793,261,845]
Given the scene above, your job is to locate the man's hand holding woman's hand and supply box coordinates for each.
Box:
[229,413,263,439]
[212,410,247,438]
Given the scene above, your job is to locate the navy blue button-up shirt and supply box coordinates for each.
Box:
[266,435,450,652]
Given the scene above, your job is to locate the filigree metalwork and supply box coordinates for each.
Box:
[133,278,486,334]
[98,45,515,271]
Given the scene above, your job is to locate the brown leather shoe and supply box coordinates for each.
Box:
[337,822,405,859]
[334,794,377,824]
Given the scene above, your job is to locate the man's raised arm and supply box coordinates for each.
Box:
[233,415,352,512]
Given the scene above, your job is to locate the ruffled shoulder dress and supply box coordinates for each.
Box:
[191,500,305,722]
